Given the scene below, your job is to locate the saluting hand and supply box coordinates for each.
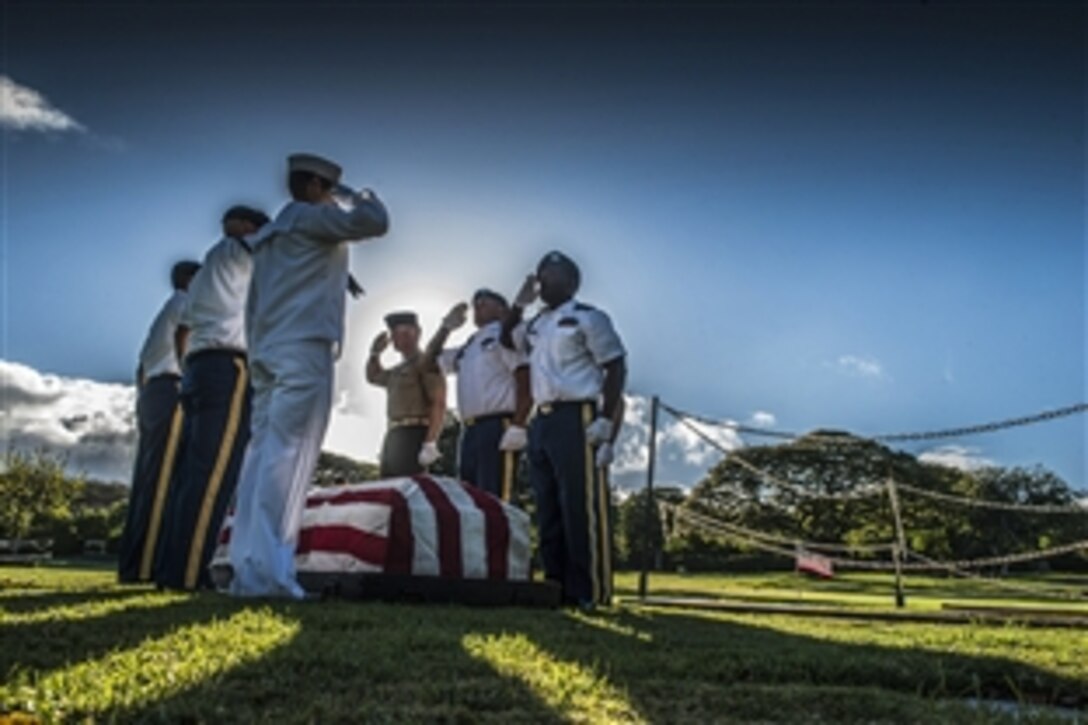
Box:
[371,331,390,355]
[514,274,539,308]
[442,302,469,331]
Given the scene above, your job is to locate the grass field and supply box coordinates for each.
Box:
[2,563,1087,723]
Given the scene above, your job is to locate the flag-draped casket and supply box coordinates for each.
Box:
[211,475,532,582]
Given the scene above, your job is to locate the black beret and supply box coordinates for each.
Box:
[473,288,508,307]
[171,260,202,289]
[537,251,581,284]
[222,205,270,228]
[384,311,420,329]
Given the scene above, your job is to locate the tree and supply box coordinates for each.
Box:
[313,451,381,486]
[0,450,83,547]
[616,486,686,568]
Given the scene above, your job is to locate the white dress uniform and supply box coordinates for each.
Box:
[522,299,626,406]
[139,290,188,379]
[438,320,525,421]
[229,186,388,598]
[437,320,527,499]
[519,297,625,606]
[182,236,252,356]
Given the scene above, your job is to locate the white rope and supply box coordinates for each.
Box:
[664,502,892,553]
[672,504,1088,575]
[904,550,1086,601]
[669,413,885,502]
[895,481,1088,515]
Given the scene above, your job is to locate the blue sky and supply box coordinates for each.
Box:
[1,1,1084,489]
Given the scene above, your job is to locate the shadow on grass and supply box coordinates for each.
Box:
[0,588,158,614]
[102,596,1088,723]
[0,593,244,675]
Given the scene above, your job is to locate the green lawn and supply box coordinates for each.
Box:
[2,564,1086,723]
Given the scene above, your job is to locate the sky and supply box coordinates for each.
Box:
[0,1,1085,491]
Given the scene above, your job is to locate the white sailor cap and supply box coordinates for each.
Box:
[288,153,342,184]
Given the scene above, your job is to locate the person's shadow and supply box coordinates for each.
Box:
[66,595,1083,722]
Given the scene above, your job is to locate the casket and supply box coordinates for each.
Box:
[211,475,533,585]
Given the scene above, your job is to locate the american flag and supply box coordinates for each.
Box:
[211,475,532,582]
[795,550,835,579]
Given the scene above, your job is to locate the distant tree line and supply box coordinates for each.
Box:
[613,433,1088,573]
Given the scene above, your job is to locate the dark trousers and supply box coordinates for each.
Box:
[459,414,518,501]
[380,425,428,478]
[155,350,251,590]
[528,401,613,606]
[118,374,184,583]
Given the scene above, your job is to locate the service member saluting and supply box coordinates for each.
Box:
[155,205,268,591]
[367,312,447,477]
[119,259,201,584]
[506,251,627,610]
[228,153,389,598]
[427,290,531,500]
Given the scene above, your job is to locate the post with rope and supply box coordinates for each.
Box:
[638,395,660,600]
[885,475,908,608]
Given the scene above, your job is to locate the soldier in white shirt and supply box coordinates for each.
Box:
[118,260,201,584]
[155,206,268,591]
[426,289,531,501]
[506,251,627,609]
[228,153,389,598]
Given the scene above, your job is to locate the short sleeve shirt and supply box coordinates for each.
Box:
[182,236,253,356]
[520,299,625,404]
[437,320,527,420]
[373,353,445,421]
[139,290,188,379]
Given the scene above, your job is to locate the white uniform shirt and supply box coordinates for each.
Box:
[246,195,388,357]
[182,236,253,357]
[519,299,626,405]
[438,320,527,420]
[138,290,188,379]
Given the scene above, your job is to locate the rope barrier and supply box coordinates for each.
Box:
[670,504,1088,575]
[895,481,1088,515]
[666,502,892,553]
[667,411,885,502]
[904,550,1087,601]
[659,400,1088,446]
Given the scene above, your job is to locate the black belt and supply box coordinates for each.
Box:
[536,400,595,416]
[147,373,181,383]
[186,348,247,364]
[462,412,514,427]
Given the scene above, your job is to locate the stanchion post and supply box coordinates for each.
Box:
[638,395,660,600]
[886,475,908,608]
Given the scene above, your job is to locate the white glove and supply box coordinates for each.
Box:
[498,425,528,452]
[585,417,614,446]
[418,441,441,467]
[595,442,614,468]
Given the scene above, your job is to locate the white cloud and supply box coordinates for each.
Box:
[749,410,776,428]
[1,360,136,481]
[0,76,85,133]
[918,445,994,472]
[834,354,886,380]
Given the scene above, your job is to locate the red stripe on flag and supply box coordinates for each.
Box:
[298,525,387,567]
[412,475,463,579]
[458,482,509,580]
[384,489,414,575]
